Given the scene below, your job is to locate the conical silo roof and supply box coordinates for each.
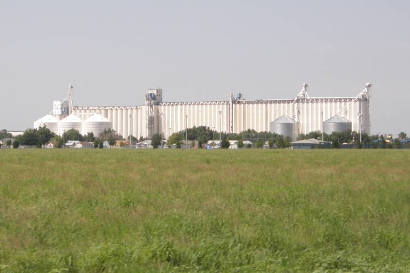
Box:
[325,115,350,123]
[272,115,297,124]
[60,114,82,123]
[85,114,109,122]
[37,114,58,123]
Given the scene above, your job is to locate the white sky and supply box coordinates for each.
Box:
[1,0,409,134]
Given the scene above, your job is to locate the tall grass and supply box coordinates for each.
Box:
[0,149,409,272]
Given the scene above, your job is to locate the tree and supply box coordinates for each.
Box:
[51,136,64,148]
[37,126,54,146]
[221,136,230,149]
[167,133,182,147]
[0,130,12,140]
[99,129,122,146]
[12,140,20,149]
[256,140,264,148]
[130,136,138,145]
[331,138,340,148]
[393,138,402,149]
[275,136,285,148]
[6,139,12,147]
[83,132,95,142]
[62,129,83,142]
[17,129,39,146]
[398,132,407,140]
[93,139,100,148]
[151,134,162,149]
[379,135,386,148]
[238,139,244,148]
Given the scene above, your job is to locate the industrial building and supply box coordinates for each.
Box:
[34,83,371,140]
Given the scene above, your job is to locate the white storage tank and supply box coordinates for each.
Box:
[58,114,82,136]
[82,114,112,137]
[323,115,352,135]
[34,114,59,134]
[270,116,299,140]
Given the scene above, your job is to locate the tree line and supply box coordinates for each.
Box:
[0,128,123,148]
[165,127,292,149]
[1,127,408,149]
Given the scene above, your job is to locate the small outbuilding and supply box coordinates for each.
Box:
[290,138,331,149]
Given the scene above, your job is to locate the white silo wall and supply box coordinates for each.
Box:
[82,114,112,137]
[57,114,82,136]
[34,114,59,134]
[71,89,370,139]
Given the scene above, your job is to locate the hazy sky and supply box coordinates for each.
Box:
[1,0,409,134]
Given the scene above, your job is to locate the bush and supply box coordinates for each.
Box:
[152,134,162,149]
[37,126,54,146]
[256,140,264,148]
[221,136,230,149]
[51,136,64,148]
[0,129,12,139]
[62,129,83,142]
[83,132,95,142]
[99,129,123,145]
[167,133,182,147]
[12,140,20,149]
[94,139,101,148]
[17,129,39,146]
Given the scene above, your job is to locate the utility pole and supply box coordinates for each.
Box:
[185,114,188,149]
[359,113,363,144]
[219,110,222,141]
[129,113,132,145]
[321,111,324,141]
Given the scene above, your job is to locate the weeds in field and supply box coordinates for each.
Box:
[0,149,409,272]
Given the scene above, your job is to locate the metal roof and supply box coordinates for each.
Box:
[324,115,351,123]
[291,138,321,145]
[272,115,297,124]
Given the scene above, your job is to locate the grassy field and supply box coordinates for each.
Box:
[0,149,409,273]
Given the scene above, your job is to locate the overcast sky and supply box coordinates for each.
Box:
[1,0,409,134]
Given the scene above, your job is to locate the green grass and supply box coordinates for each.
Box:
[0,149,409,273]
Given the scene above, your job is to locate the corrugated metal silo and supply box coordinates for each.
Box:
[269,116,298,140]
[323,115,352,134]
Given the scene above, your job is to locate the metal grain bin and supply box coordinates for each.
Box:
[270,116,298,140]
[323,115,352,134]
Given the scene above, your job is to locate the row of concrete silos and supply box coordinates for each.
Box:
[34,114,112,137]
[269,114,352,140]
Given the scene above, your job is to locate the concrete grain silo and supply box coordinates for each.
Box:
[82,114,112,137]
[34,114,59,134]
[57,114,82,136]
